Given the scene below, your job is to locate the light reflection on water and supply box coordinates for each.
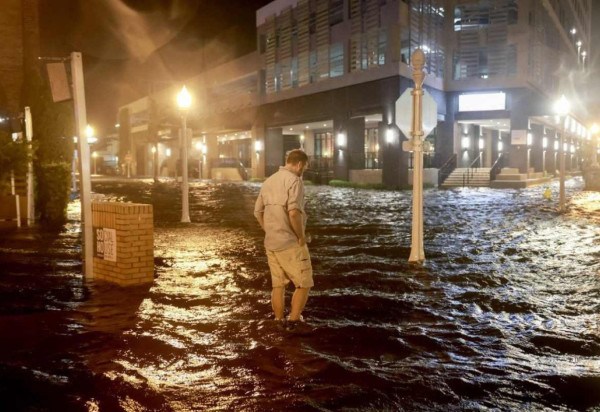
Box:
[0,177,598,410]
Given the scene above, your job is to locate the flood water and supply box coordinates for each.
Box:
[0,177,599,411]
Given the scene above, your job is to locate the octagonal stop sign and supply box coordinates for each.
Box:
[395,88,438,140]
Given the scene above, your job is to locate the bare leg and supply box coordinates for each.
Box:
[271,287,285,320]
[288,287,311,321]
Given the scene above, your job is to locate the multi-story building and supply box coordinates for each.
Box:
[118,0,596,187]
[0,0,39,122]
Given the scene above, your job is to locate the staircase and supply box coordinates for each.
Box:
[440,167,491,188]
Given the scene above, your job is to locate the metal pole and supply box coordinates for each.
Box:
[409,49,426,263]
[181,115,191,223]
[559,130,566,212]
[24,107,34,226]
[71,52,94,278]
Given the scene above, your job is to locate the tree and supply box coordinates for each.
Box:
[23,67,74,226]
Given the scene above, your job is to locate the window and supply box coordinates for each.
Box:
[329,43,344,77]
[314,132,333,158]
[364,127,380,169]
[309,51,318,83]
[378,30,387,65]
[330,0,344,25]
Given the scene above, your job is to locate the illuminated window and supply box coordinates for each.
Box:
[364,128,380,169]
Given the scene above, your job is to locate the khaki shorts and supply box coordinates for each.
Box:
[267,244,314,289]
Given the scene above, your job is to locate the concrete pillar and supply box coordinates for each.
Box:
[530,123,544,173]
[205,133,218,179]
[509,110,529,173]
[265,127,284,177]
[333,116,364,180]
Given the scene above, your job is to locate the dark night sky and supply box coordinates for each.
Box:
[39,0,272,136]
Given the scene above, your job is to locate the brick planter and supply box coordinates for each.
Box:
[91,202,154,286]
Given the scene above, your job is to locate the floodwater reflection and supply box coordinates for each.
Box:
[0,177,598,411]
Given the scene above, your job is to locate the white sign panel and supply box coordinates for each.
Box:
[459,92,506,112]
[395,88,438,140]
[94,227,117,262]
[511,129,527,145]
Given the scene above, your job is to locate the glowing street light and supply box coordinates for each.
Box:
[85,124,97,144]
[177,86,192,223]
[554,95,570,212]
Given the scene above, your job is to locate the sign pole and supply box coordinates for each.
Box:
[71,52,94,278]
[408,49,426,263]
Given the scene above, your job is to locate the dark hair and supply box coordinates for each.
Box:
[286,149,309,165]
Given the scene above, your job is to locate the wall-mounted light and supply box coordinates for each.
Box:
[462,136,470,150]
[166,148,172,157]
[526,132,533,146]
[336,132,346,147]
[542,137,548,149]
[478,138,484,150]
[151,146,157,154]
[385,127,394,144]
[497,140,503,152]
[563,142,568,152]
[570,144,575,154]
[254,140,263,153]
[554,140,559,151]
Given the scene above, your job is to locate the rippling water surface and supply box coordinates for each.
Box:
[0,177,599,411]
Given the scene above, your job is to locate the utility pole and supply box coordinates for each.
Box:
[71,52,94,278]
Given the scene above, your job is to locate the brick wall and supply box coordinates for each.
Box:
[0,0,24,116]
[92,202,154,286]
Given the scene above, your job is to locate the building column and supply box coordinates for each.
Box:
[265,127,284,177]
[382,107,409,189]
[508,110,529,173]
[529,123,544,174]
[333,116,364,180]
[205,133,218,179]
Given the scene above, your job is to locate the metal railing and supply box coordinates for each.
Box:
[462,153,482,186]
[438,154,457,186]
[210,158,249,180]
[305,156,334,184]
[489,153,504,182]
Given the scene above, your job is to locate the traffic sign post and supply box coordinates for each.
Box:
[394,49,436,264]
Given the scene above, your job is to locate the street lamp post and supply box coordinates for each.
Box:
[92,151,98,175]
[177,86,192,223]
[554,95,570,213]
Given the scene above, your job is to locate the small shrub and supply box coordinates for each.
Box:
[36,162,71,226]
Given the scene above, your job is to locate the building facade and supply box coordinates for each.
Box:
[0,0,40,122]
[117,0,596,187]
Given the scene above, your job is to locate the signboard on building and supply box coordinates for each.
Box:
[459,92,506,112]
[93,227,117,262]
[511,130,527,146]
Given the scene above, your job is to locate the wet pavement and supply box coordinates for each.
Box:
[0,176,599,411]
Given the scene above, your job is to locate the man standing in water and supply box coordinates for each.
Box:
[254,149,313,332]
